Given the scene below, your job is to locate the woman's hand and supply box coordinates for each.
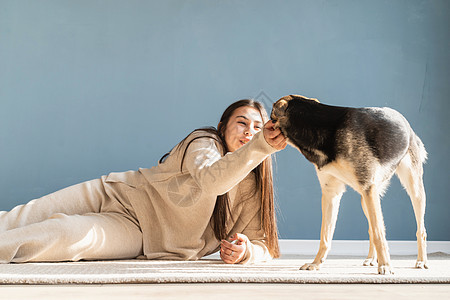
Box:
[220,233,249,264]
[263,120,287,150]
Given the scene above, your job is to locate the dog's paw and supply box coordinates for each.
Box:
[300,263,321,271]
[363,257,376,266]
[378,265,394,275]
[415,260,429,269]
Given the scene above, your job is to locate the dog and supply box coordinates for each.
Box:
[271,94,427,275]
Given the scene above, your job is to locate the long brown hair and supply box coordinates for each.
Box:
[160,99,280,258]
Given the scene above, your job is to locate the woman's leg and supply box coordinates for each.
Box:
[0,179,110,232]
[0,212,143,263]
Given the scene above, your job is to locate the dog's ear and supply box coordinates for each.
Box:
[272,97,290,121]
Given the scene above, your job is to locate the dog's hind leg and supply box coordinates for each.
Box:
[361,197,377,266]
[396,151,428,269]
[300,173,345,271]
[362,186,393,274]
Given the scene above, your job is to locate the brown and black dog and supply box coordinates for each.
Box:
[271,95,427,275]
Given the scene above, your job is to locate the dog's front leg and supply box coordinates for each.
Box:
[362,186,393,275]
[300,174,345,271]
[361,197,377,266]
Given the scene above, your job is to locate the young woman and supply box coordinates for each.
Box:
[0,99,286,264]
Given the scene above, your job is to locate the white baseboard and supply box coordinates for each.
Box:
[279,240,450,256]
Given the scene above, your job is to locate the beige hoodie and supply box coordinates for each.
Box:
[104,130,278,264]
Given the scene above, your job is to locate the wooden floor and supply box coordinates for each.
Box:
[1,284,449,299]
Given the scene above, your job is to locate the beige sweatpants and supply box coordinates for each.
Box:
[0,177,143,263]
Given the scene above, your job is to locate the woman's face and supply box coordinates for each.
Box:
[222,106,264,152]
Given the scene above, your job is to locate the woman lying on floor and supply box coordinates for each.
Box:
[0,99,287,264]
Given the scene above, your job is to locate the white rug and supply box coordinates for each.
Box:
[0,253,449,284]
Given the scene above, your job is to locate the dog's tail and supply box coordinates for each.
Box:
[409,130,428,168]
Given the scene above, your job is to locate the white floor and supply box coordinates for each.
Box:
[1,284,450,300]
[2,240,449,299]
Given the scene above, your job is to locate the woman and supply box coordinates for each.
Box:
[0,99,286,264]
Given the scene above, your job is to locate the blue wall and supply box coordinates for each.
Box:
[1,0,449,241]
